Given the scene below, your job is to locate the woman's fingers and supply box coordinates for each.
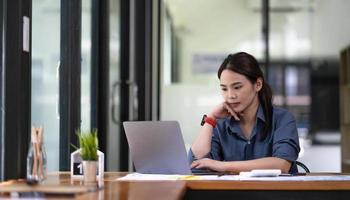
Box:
[223,103,240,121]
[191,159,206,169]
[191,161,199,168]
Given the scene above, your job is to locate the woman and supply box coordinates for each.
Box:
[189,52,300,173]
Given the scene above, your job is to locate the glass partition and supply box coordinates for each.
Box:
[81,0,92,131]
[107,0,121,170]
[32,0,60,171]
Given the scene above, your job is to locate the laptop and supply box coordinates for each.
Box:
[123,121,218,175]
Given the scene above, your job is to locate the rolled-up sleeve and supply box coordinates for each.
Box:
[209,127,223,160]
[188,148,196,163]
[272,114,300,162]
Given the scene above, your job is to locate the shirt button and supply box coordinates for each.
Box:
[247,140,251,144]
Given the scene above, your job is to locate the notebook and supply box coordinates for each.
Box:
[123,121,218,175]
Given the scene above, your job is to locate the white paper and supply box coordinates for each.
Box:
[239,169,282,177]
[117,173,186,181]
[117,173,225,181]
[221,175,350,181]
[117,173,350,182]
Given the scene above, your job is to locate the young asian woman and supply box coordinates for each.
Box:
[189,52,300,174]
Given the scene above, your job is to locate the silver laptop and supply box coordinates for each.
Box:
[123,121,193,175]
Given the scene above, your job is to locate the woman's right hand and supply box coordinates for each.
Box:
[209,102,240,121]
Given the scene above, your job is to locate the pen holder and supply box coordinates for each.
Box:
[27,127,47,181]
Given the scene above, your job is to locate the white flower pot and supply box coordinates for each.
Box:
[83,160,97,182]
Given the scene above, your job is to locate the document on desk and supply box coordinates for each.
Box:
[222,175,350,181]
[118,173,350,181]
[118,173,185,181]
[117,173,234,181]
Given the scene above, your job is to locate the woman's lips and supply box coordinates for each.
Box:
[229,102,240,108]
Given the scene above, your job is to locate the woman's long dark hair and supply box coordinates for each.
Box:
[217,52,273,139]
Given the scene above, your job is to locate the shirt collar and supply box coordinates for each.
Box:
[256,104,266,123]
[226,104,266,136]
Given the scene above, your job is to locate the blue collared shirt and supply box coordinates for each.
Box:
[189,106,301,173]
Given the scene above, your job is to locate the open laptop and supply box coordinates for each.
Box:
[123,121,218,175]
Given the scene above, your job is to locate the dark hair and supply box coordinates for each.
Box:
[217,52,273,139]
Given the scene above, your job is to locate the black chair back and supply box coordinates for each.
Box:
[296,161,310,173]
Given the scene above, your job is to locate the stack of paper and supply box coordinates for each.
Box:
[117,172,350,181]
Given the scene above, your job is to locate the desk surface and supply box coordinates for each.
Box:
[1,172,350,200]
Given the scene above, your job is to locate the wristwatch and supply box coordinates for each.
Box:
[200,114,216,128]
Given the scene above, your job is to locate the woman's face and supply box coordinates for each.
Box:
[219,69,262,114]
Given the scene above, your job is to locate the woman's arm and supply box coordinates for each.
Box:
[191,102,240,160]
[191,157,291,173]
[224,157,291,173]
[190,115,215,159]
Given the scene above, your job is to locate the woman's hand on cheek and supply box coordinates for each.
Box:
[223,102,240,121]
[210,102,234,119]
[190,158,225,172]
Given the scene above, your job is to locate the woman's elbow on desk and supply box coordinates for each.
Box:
[265,157,292,173]
[279,159,292,174]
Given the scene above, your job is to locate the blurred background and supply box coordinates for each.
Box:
[23,0,350,174]
[160,0,350,172]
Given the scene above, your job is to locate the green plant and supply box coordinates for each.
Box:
[76,129,99,161]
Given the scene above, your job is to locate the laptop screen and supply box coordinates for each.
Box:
[123,121,192,175]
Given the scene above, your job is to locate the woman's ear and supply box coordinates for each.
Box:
[255,78,263,92]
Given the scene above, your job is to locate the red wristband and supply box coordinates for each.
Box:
[201,115,216,128]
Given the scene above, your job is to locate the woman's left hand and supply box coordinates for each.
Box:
[191,158,226,172]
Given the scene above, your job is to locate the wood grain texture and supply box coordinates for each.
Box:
[1,172,350,199]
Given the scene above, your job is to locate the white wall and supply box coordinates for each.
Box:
[166,0,262,83]
[161,84,222,150]
[311,0,350,57]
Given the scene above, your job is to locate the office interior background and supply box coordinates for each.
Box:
[1,0,349,180]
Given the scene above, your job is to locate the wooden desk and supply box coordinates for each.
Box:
[185,178,350,200]
[1,172,350,200]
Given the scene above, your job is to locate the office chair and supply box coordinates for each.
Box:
[295,161,310,173]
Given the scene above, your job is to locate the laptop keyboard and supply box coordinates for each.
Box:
[191,168,221,175]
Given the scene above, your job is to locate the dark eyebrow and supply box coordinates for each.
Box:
[220,82,242,87]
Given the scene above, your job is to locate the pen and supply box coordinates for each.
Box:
[218,171,236,177]
[279,173,307,176]
[218,172,225,177]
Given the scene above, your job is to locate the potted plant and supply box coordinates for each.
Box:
[76,129,99,182]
